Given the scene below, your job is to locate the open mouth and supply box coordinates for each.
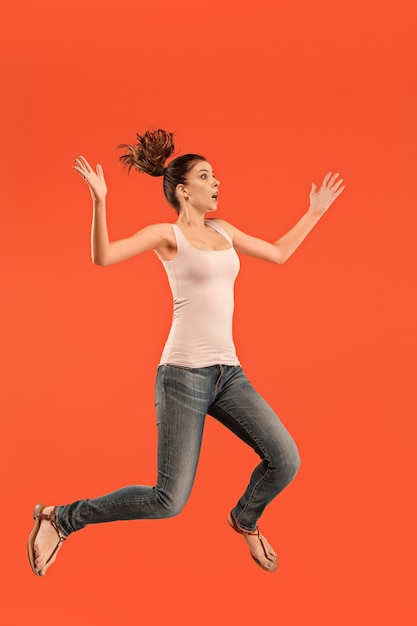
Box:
[212,192,219,200]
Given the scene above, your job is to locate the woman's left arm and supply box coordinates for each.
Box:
[217,172,345,264]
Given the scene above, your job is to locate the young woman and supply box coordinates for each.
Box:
[28,129,345,576]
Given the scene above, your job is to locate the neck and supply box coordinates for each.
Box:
[176,207,207,229]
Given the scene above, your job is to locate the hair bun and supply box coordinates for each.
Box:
[119,129,175,177]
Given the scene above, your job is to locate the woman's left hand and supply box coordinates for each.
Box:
[309,172,345,215]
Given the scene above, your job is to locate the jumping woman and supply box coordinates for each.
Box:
[28,129,345,576]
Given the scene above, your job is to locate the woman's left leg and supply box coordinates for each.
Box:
[208,366,300,531]
[208,366,300,570]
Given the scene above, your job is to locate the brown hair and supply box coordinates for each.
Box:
[119,129,206,214]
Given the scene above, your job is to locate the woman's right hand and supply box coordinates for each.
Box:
[73,156,108,202]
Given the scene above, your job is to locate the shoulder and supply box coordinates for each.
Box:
[125,222,177,256]
[135,222,175,242]
[139,222,174,234]
[141,222,177,257]
[210,218,237,238]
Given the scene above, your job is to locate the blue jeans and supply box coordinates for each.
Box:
[55,365,300,536]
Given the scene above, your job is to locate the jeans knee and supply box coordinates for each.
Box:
[161,502,184,518]
[155,490,188,518]
[272,445,300,488]
[287,448,301,482]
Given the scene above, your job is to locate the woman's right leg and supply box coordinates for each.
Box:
[55,365,211,534]
[32,365,213,574]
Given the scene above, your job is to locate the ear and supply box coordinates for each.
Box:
[176,183,188,199]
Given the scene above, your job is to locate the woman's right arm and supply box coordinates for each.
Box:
[74,156,168,266]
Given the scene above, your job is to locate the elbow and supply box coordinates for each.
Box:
[92,246,113,266]
[271,244,286,265]
[92,255,109,266]
[274,253,286,265]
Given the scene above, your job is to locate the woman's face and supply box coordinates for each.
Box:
[179,161,220,213]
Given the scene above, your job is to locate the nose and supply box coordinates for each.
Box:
[213,176,220,187]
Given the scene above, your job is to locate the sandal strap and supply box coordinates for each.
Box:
[228,510,278,572]
[49,508,66,543]
[255,531,269,560]
[229,511,259,536]
[35,506,66,543]
[38,506,66,569]
[242,527,260,537]
[229,512,269,560]
[44,535,64,568]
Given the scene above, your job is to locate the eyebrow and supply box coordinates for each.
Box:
[198,168,214,174]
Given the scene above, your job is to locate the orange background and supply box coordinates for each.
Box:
[1,0,416,624]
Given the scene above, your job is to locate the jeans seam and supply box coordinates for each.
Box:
[238,467,271,528]
[156,364,171,504]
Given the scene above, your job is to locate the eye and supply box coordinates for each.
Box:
[200,173,207,179]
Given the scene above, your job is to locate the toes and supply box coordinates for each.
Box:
[259,534,277,559]
[37,551,56,576]
[40,556,53,576]
[229,520,278,572]
[32,518,62,575]
[253,535,278,568]
[34,542,46,570]
[261,553,276,566]
[35,556,45,573]
[34,551,42,568]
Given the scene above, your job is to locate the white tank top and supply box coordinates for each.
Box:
[158,220,240,367]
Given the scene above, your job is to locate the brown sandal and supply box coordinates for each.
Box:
[27,504,66,576]
[228,511,278,573]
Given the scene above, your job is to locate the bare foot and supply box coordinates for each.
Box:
[33,506,65,576]
[228,513,278,572]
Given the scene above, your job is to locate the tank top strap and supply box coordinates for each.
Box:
[205,220,233,246]
[170,223,186,250]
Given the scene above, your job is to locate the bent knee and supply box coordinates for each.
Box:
[288,449,301,481]
[155,491,188,518]
[275,446,301,485]
[160,503,184,518]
